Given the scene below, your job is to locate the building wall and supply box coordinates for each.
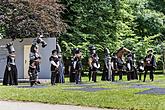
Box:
[0,38,56,79]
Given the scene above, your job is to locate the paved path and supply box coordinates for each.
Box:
[0,79,50,83]
[0,101,115,110]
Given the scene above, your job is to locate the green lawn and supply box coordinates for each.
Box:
[1,75,165,110]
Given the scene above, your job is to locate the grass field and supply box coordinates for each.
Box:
[1,74,165,110]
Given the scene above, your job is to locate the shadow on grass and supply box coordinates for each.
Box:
[16,85,48,89]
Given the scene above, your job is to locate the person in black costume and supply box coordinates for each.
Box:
[3,42,18,86]
[88,46,100,82]
[111,53,118,82]
[49,49,60,85]
[102,48,112,81]
[69,48,82,84]
[28,44,41,86]
[137,60,144,80]
[56,43,65,83]
[69,56,75,82]
[28,34,47,86]
[58,54,65,83]
[88,46,95,81]
[116,47,131,81]
[126,53,138,81]
[143,49,156,82]
[73,48,82,84]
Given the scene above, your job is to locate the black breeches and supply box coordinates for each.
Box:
[143,68,154,82]
[101,65,107,81]
[88,67,92,81]
[111,70,116,82]
[118,71,123,80]
[127,72,132,81]
[127,71,137,81]
[92,71,97,82]
[75,70,81,84]
[51,70,58,85]
[104,68,110,81]
[139,72,142,80]
[28,67,38,86]
[138,70,144,80]
[70,69,75,82]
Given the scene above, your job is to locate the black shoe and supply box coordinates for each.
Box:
[143,80,145,82]
[37,81,41,84]
[30,82,34,87]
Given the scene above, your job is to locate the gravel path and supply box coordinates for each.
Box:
[0,101,115,110]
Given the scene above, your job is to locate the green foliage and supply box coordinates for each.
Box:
[60,0,117,57]
[0,0,165,69]
[0,0,66,39]
[60,0,165,69]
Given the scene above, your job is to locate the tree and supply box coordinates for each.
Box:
[0,0,67,39]
[60,0,165,70]
[60,0,116,58]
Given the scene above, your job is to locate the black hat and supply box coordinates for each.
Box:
[127,53,132,57]
[92,53,97,57]
[74,48,80,54]
[89,45,96,55]
[30,43,39,53]
[52,49,58,54]
[89,45,96,50]
[147,49,153,53]
[6,42,15,53]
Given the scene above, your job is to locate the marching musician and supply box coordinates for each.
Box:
[111,53,118,82]
[49,49,60,85]
[58,54,65,83]
[137,60,144,80]
[73,48,82,84]
[143,49,156,82]
[88,46,100,82]
[116,47,131,80]
[102,48,112,81]
[28,34,47,86]
[28,44,41,86]
[3,43,18,85]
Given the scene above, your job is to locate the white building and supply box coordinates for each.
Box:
[0,38,56,79]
